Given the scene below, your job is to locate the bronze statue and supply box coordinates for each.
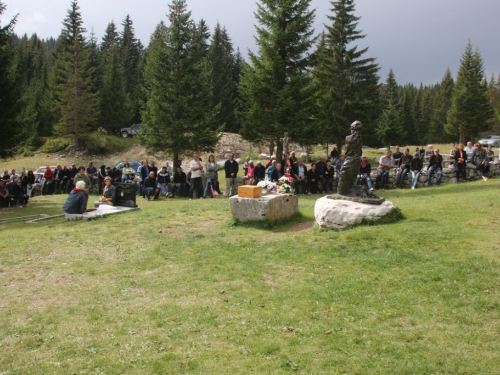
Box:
[337,121,363,195]
[333,120,382,202]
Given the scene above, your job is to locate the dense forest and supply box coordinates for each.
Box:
[1,0,499,161]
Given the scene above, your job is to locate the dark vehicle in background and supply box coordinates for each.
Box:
[120,124,141,138]
[478,135,500,148]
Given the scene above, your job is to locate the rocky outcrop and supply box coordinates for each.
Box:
[314,196,395,230]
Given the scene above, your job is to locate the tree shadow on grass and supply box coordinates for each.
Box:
[227,212,312,231]
[381,181,494,200]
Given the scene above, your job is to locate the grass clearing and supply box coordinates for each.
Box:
[0,179,499,374]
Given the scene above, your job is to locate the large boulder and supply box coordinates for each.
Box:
[314,196,395,230]
[229,193,298,222]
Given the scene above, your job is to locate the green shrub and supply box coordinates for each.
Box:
[41,137,72,152]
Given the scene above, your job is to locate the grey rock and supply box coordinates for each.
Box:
[314,196,395,230]
[229,194,298,222]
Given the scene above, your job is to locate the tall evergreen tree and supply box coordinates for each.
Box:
[99,43,132,132]
[314,0,380,149]
[140,0,218,166]
[119,15,143,123]
[0,1,21,157]
[238,0,317,162]
[207,23,237,132]
[52,0,98,148]
[429,69,454,142]
[446,42,493,143]
[375,70,406,149]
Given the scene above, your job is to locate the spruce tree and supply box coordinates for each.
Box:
[238,0,317,162]
[140,0,218,166]
[119,15,143,122]
[52,0,98,148]
[0,1,21,157]
[207,23,237,132]
[99,43,133,132]
[314,0,380,149]
[446,42,493,143]
[429,69,454,142]
[375,70,406,149]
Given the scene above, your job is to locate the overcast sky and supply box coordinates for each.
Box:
[4,0,500,85]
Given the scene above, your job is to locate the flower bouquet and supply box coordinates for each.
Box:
[277,176,295,194]
[257,178,277,195]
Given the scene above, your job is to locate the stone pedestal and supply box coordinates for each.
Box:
[229,193,298,222]
[314,196,394,230]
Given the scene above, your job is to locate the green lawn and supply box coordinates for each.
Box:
[0,180,499,374]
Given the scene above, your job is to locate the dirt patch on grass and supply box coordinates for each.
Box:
[158,221,211,237]
[281,221,314,233]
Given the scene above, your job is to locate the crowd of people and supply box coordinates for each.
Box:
[1,141,497,209]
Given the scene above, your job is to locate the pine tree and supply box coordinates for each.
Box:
[140,0,218,166]
[207,23,237,132]
[446,42,493,143]
[119,15,143,123]
[52,0,98,148]
[398,85,416,144]
[375,70,406,149]
[429,69,454,142]
[0,1,21,157]
[314,0,380,149]
[238,0,317,162]
[99,43,133,132]
[488,74,500,135]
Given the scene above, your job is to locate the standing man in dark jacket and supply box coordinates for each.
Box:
[224,154,239,197]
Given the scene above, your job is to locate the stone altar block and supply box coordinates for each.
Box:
[314,196,394,230]
[229,194,298,222]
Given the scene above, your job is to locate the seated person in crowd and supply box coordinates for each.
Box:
[157,166,171,197]
[265,156,275,170]
[427,148,443,186]
[266,160,276,180]
[487,145,495,161]
[375,151,393,189]
[253,161,266,185]
[335,155,345,180]
[472,143,489,181]
[67,164,78,192]
[449,143,458,167]
[323,160,335,193]
[395,148,412,188]
[356,155,373,191]
[424,145,434,165]
[392,146,403,172]
[171,166,187,198]
[410,152,423,190]
[10,178,29,207]
[94,176,116,208]
[271,163,283,182]
[143,171,159,201]
[316,157,327,188]
[42,166,55,195]
[121,162,135,183]
[307,163,319,194]
[1,171,10,181]
[464,141,474,164]
[0,180,13,207]
[86,162,98,190]
[243,156,251,176]
[292,158,308,194]
[454,143,467,182]
[242,160,255,185]
[62,181,89,214]
[330,147,339,163]
[289,151,298,166]
[74,166,90,190]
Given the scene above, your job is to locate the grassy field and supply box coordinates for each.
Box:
[1,179,499,374]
